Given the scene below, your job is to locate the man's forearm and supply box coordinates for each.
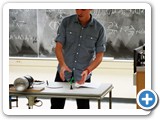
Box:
[86,52,104,73]
[55,42,66,67]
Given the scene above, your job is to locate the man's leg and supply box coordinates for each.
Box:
[76,78,91,109]
[50,71,66,109]
[50,98,66,109]
[76,99,90,109]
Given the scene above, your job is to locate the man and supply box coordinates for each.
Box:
[51,9,106,109]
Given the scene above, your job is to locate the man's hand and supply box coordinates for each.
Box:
[60,65,72,81]
[55,42,72,81]
[77,70,88,84]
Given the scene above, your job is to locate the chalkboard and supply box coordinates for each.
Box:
[9,9,145,59]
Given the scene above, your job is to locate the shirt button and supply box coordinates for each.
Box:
[76,52,79,55]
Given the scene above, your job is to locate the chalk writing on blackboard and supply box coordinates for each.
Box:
[9,9,145,59]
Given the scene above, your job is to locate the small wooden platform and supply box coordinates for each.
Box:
[9,86,45,92]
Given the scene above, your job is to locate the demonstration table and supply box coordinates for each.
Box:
[9,82,113,109]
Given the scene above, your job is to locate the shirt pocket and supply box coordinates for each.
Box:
[66,30,77,44]
[85,35,97,48]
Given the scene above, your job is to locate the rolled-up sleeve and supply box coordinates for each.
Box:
[96,27,107,53]
[55,19,66,46]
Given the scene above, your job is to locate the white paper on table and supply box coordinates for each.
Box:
[74,83,100,89]
[46,83,63,89]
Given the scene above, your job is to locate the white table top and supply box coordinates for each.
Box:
[10,82,113,99]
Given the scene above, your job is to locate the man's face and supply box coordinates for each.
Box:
[75,9,91,21]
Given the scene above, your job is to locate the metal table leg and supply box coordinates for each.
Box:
[9,96,12,109]
[98,99,101,109]
[16,96,18,107]
[109,90,112,109]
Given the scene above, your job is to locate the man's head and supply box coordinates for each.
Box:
[75,9,92,25]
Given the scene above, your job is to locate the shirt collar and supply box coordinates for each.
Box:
[74,14,94,27]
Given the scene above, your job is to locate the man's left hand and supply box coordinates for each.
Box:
[76,70,88,84]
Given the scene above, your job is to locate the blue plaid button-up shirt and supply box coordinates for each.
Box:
[55,14,107,81]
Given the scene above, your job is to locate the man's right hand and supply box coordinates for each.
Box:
[60,65,72,81]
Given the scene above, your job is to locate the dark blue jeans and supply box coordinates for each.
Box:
[50,71,90,109]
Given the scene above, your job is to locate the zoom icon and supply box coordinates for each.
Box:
[137,89,158,110]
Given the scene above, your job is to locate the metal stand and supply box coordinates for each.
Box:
[9,96,18,109]
[26,96,36,109]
